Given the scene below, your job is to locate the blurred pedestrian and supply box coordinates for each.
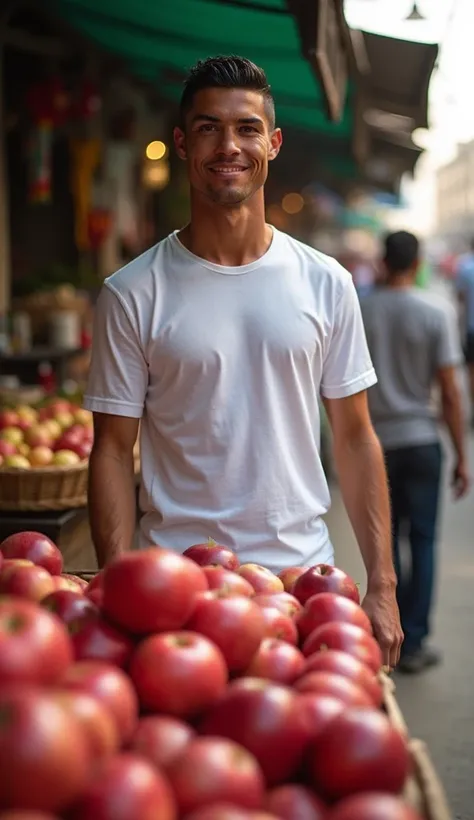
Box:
[455,238,474,427]
[361,231,469,674]
[84,56,402,666]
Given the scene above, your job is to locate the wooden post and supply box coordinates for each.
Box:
[0,40,10,316]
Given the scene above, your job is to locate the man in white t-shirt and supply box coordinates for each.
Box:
[84,56,402,666]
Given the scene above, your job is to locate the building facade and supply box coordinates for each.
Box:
[436,140,474,241]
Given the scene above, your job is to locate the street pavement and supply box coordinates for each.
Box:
[326,275,474,819]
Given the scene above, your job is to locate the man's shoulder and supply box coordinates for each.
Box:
[411,289,457,323]
[277,230,351,290]
[104,235,173,300]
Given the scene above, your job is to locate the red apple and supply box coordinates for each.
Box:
[50,575,84,594]
[307,708,410,801]
[41,589,97,631]
[184,540,240,570]
[54,431,84,455]
[200,678,310,785]
[239,564,284,594]
[253,592,302,619]
[72,753,176,820]
[245,638,305,684]
[202,566,254,597]
[46,399,72,416]
[0,687,90,813]
[259,606,298,645]
[0,812,60,819]
[0,564,55,602]
[185,591,266,673]
[53,690,119,765]
[182,806,250,820]
[302,651,382,707]
[75,439,93,460]
[60,661,139,743]
[85,572,104,606]
[101,548,208,634]
[297,593,372,641]
[278,566,307,593]
[130,716,195,770]
[167,736,265,814]
[0,559,34,577]
[0,597,73,686]
[293,565,360,605]
[71,616,134,668]
[0,409,20,430]
[0,440,17,458]
[265,784,328,819]
[330,793,423,820]
[0,531,63,575]
[296,692,345,743]
[294,671,374,707]
[62,573,89,590]
[130,631,228,718]
[302,623,383,674]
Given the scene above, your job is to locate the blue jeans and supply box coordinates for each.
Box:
[384,443,443,655]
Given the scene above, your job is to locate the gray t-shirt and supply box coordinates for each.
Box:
[361,287,462,450]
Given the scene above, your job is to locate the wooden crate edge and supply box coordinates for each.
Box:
[382,674,452,820]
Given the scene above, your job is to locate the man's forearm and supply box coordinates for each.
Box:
[88,449,137,568]
[333,430,396,592]
[442,389,465,465]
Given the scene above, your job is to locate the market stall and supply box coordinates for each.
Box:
[0,531,453,818]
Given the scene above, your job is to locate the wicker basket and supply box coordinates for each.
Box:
[382,674,452,820]
[0,462,88,511]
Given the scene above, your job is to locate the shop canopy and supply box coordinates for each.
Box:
[50,0,354,138]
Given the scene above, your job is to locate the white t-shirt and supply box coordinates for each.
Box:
[84,228,376,573]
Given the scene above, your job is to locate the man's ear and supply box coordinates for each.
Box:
[268,127,283,161]
[174,126,187,161]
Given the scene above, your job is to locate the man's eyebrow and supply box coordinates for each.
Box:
[191,114,264,125]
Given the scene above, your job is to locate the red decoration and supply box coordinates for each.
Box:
[88,207,112,249]
[26,77,69,127]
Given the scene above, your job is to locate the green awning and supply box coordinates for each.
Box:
[50,0,353,138]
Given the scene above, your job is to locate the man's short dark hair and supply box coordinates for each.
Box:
[384,231,420,274]
[179,55,275,129]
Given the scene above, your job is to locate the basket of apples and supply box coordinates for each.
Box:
[0,398,93,511]
[0,531,452,820]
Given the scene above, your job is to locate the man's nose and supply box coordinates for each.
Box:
[217,128,240,155]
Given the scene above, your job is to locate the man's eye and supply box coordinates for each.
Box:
[198,124,218,132]
[240,126,256,133]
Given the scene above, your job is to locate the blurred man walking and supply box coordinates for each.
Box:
[361,231,469,673]
[455,238,474,427]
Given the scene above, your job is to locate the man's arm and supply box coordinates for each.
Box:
[83,283,149,567]
[89,413,139,568]
[437,366,469,498]
[323,391,403,668]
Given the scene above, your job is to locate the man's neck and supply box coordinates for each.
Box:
[386,273,415,290]
[178,190,272,267]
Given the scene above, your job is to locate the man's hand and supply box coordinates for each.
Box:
[362,586,403,670]
[452,460,470,500]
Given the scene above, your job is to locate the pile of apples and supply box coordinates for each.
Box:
[0,533,423,820]
[0,399,93,470]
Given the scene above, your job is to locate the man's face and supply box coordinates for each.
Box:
[174,87,282,206]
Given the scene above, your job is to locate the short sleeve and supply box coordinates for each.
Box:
[83,284,148,418]
[321,276,377,400]
[434,302,463,369]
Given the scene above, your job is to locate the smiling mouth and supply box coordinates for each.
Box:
[208,166,248,175]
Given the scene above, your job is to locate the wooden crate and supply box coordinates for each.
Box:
[382,675,452,820]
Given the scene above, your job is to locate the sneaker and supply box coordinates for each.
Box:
[397,646,442,675]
